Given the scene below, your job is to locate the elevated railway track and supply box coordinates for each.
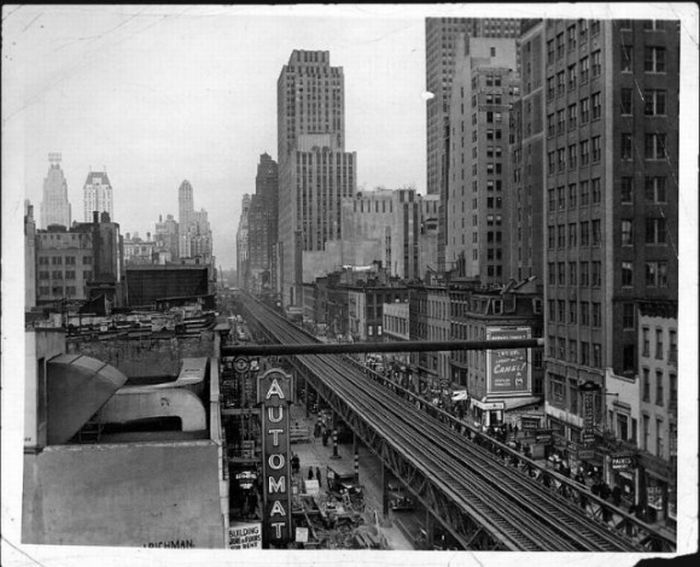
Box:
[230,293,674,552]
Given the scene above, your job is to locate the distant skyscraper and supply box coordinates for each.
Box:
[247,154,279,292]
[40,153,71,229]
[177,179,213,263]
[277,50,357,306]
[425,17,522,198]
[178,179,194,230]
[236,194,251,288]
[82,168,113,222]
[154,214,179,263]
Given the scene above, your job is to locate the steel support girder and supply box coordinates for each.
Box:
[286,356,510,551]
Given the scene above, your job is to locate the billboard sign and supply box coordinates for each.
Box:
[257,368,295,547]
[486,327,531,395]
[228,522,262,550]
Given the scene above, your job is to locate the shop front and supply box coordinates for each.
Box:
[471,399,505,428]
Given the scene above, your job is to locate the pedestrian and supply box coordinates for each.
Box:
[316,466,322,484]
[612,485,622,507]
[322,429,329,446]
[308,467,314,480]
[291,454,300,475]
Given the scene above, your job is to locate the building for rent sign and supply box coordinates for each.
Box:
[486,326,532,395]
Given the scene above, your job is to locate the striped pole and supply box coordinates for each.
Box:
[330,429,340,459]
[354,452,360,482]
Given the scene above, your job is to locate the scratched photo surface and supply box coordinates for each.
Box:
[1,3,697,567]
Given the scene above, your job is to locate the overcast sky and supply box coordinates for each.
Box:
[6,3,687,271]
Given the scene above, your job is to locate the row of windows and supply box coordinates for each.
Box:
[547,221,602,248]
[547,136,602,172]
[37,255,91,265]
[546,94,599,135]
[547,179,602,209]
[546,20,600,64]
[38,271,92,280]
[547,299,603,327]
[641,367,677,409]
[38,286,78,297]
[621,88,667,115]
[641,326,677,361]
[546,51,601,96]
[548,335,603,367]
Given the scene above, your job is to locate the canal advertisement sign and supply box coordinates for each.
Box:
[486,327,531,395]
[257,368,295,547]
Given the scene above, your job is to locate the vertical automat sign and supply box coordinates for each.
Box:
[257,368,295,547]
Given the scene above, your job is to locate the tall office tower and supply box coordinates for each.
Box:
[542,20,679,446]
[277,50,357,306]
[508,20,546,288]
[426,18,522,269]
[178,179,195,230]
[40,153,72,229]
[445,36,519,284]
[236,194,251,289]
[82,168,113,222]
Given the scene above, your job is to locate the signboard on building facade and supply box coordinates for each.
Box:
[611,455,635,470]
[486,327,531,395]
[257,368,295,547]
[579,380,599,446]
[228,522,262,549]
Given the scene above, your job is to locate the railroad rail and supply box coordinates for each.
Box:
[230,294,674,552]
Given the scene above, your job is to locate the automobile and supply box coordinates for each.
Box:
[387,480,415,511]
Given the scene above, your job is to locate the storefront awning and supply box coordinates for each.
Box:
[503,396,542,411]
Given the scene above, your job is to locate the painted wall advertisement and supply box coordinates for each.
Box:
[486,327,531,395]
[257,368,295,548]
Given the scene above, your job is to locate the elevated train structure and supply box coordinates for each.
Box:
[230,292,675,552]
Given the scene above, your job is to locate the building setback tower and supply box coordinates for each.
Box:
[83,168,113,222]
[425,18,522,197]
[541,20,679,451]
[277,50,357,306]
[40,153,72,229]
[236,194,251,288]
[445,36,519,284]
[247,154,279,293]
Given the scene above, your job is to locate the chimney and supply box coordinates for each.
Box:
[100,212,110,223]
[93,211,99,224]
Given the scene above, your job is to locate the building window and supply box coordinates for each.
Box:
[621,133,633,160]
[655,328,664,359]
[567,24,577,49]
[548,187,555,211]
[556,32,565,59]
[580,261,589,286]
[568,64,577,90]
[580,301,590,325]
[621,261,633,286]
[557,224,566,248]
[580,97,590,122]
[568,144,577,168]
[548,151,556,173]
[557,300,565,323]
[568,103,577,129]
[591,50,601,76]
[621,219,633,246]
[547,38,555,64]
[592,92,601,120]
[656,418,664,456]
[592,301,601,326]
[645,176,667,202]
[580,180,589,205]
[568,183,577,208]
[620,88,633,115]
[642,327,651,356]
[593,342,602,367]
[655,370,664,406]
[591,219,601,245]
[580,221,590,245]
[557,109,565,134]
[581,341,590,365]
[669,330,678,364]
[547,76,555,99]
[569,261,577,285]
[644,89,667,115]
[645,217,667,244]
[620,44,634,72]
[645,133,667,159]
[592,262,602,287]
[558,261,566,284]
[645,261,669,287]
[620,177,633,203]
[644,46,666,72]
[622,303,635,328]
[580,56,589,83]
[548,299,556,322]
[580,140,590,165]
[569,301,577,324]
[592,136,601,162]
[591,178,601,203]
[548,225,555,248]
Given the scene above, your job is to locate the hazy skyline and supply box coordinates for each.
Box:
[5,5,437,269]
[7,3,669,270]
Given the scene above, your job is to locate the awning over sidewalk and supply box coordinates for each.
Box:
[502,396,542,411]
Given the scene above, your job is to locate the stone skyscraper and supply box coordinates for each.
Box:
[177,179,213,263]
[82,168,113,222]
[40,153,72,229]
[277,50,357,306]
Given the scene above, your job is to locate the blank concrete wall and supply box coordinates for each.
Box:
[22,441,225,548]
